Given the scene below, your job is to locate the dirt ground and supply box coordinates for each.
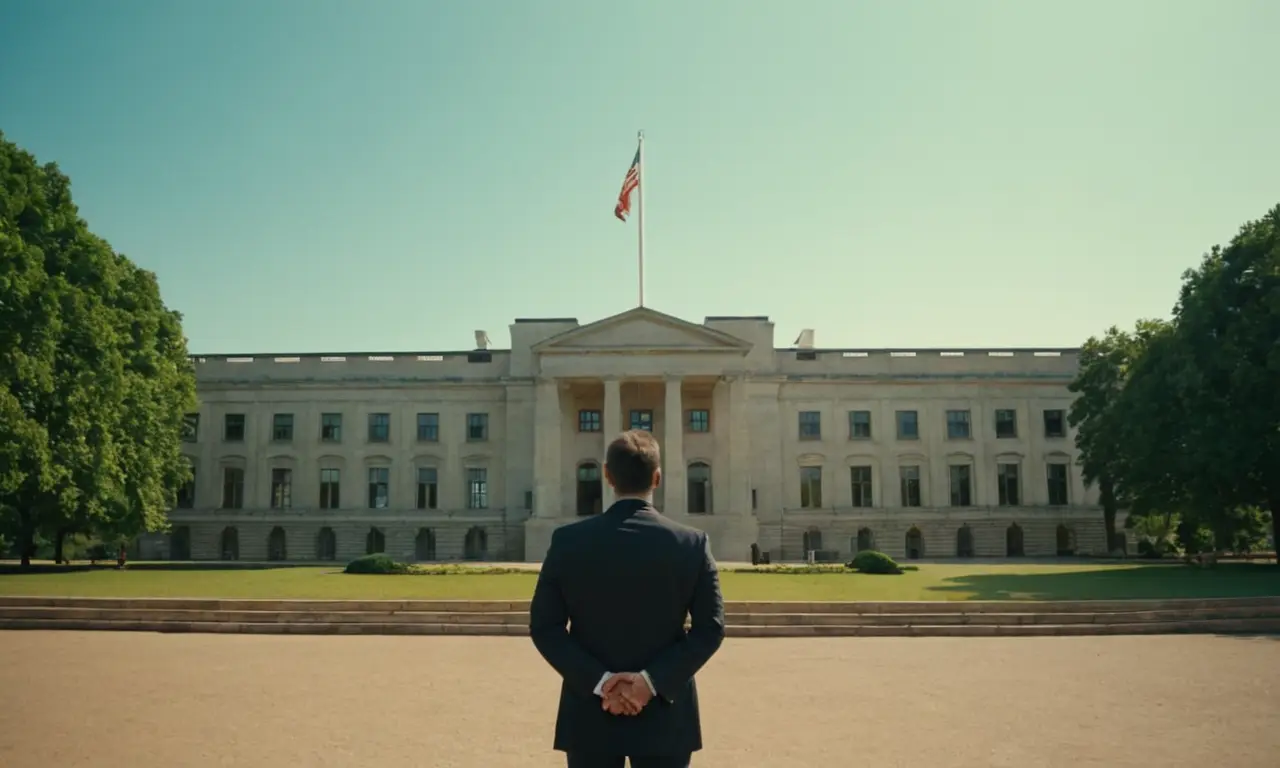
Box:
[1,632,1277,767]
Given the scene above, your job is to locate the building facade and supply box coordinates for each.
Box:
[162,307,1106,563]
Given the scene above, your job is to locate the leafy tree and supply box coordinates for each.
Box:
[1170,205,1280,557]
[0,132,196,566]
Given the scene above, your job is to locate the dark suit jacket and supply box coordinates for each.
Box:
[529,498,725,756]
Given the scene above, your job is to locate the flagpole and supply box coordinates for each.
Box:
[636,130,645,307]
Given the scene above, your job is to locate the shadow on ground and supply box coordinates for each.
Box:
[926,562,1280,601]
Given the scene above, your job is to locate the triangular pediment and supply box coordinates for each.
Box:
[533,307,751,355]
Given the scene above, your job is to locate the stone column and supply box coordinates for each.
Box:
[727,375,752,514]
[663,377,686,515]
[532,379,562,518]
[602,377,622,507]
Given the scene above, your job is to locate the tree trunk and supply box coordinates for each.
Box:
[18,511,35,568]
[54,529,66,565]
[1270,494,1280,567]
[1100,478,1118,553]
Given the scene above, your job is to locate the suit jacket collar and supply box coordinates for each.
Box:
[604,497,652,518]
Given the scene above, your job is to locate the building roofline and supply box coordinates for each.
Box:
[188,350,511,359]
[792,347,1081,354]
[513,317,579,324]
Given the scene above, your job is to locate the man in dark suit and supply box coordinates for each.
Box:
[530,429,726,768]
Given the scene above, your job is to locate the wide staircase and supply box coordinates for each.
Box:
[2,596,1279,637]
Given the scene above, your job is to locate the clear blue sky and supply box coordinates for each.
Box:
[2,0,1277,353]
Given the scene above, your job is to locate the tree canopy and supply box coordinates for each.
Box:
[0,132,196,565]
[1069,204,1280,557]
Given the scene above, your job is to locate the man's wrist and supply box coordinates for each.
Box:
[639,670,657,696]
[593,671,614,697]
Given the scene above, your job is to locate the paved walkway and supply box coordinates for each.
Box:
[1,632,1277,767]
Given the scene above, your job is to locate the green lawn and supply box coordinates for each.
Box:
[1,563,1278,601]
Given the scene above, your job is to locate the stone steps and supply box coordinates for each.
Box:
[1,596,1278,638]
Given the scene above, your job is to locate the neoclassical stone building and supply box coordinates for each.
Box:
[161,307,1105,563]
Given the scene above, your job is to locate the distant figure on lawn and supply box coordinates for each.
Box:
[529,429,726,768]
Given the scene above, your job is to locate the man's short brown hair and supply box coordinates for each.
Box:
[605,429,662,495]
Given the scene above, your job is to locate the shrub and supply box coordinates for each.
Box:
[344,553,406,574]
[847,550,903,575]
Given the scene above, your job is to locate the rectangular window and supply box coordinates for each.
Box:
[466,412,489,441]
[895,410,919,440]
[798,411,821,440]
[221,467,244,509]
[848,410,872,440]
[224,414,245,442]
[995,409,1017,439]
[181,413,199,442]
[270,468,292,509]
[417,412,440,442]
[319,468,341,509]
[946,409,971,439]
[629,409,653,432]
[1044,409,1067,438]
[899,465,922,507]
[416,467,438,510]
[949,464,972,506]
[321,413,342,442]
[367,467,389,509]
[849,466,873,507]
[272,413,294,442]
[799,466,823,508]
[578,409,601,433]
[997,463,1021,506]
[688,409,710,433]
[467,468,489,509]
[368,413,390,442]
[177,467,196,509]
[1047,463,1070,505]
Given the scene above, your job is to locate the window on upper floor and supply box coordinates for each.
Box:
[848,411,872,440]
[224,414,245,442]
[945,410,971,440]
[899,465,922,507]
[798,411,821,440]
[367,467,390,509]
[467,467,489,509]
[1047,462,1070,505]
[181,413,199,442]
[221,467,244,509]
[368,413,390,442]
[629,409,653,432]
[272,413,294,442]
[176,467,196,509]
[896,410,919,440]
[319,468,341,509]
[466,412,489,441]
[417,412,439,442]
[578,409,601,433]
[1043,409,1067,439]
[270,468,292,508]
[995,409,1017,439]
[321,413,342,442]
[417,467,438,510]
[688,409,710,433]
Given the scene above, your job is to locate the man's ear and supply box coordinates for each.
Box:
[652,468,662,489]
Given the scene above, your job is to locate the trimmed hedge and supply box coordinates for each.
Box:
[344,553,406,574]
[847,550,903,575]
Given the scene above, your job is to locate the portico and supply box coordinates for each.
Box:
[523,308,761,561]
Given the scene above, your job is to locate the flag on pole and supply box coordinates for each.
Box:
[614,147,641,221]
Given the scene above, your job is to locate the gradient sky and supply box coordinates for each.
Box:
[2,0,1277,353]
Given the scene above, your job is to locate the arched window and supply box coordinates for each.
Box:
[855,527,875,553]
[415,528,437,561]
[905,527,924,560]
[1056,524,1076,556]
[688,462,712,514]
[956,525,974,558]
[366,527,386,555]
[464,526,488,560]
[170,526,191,560]
[802,528,823,554]
[576,462,602,516]
[219,527,239,561]
[267,526,287,561]
[1006,523,1025,557]
[316,527,337,561]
